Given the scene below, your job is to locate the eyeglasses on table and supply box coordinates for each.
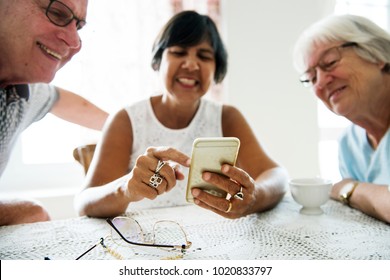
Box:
[75,216,192,260]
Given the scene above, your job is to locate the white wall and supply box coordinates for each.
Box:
[223,0,335,179]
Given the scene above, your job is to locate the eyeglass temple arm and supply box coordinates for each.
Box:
[106,218,181,249]
[75,238,103,260]
[106,218,157,247]
[106,218,128,240]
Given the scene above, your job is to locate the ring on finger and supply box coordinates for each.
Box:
[233,186,244,200]
[225,201,233,213]
[155,160,166,173]
[149,173,164,188]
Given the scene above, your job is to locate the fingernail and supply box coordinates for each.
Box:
[222,165,229,172]
[192,188,200,197]
[202,172,211,181]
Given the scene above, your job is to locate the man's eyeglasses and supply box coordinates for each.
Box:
[46,0,86,30]
[299,42,357,87]
[75,216,192,260]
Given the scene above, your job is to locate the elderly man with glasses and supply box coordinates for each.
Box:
[0,0,190,226]
[0,0,107,226]
[293,14,390,224]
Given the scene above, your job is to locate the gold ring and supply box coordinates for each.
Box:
[225,201,233,213]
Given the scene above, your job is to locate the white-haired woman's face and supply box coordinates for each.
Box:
[307,41,385,119]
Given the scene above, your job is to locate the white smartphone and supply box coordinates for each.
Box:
[186,137,240,203]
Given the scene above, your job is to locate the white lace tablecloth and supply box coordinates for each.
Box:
[1,194,389,260]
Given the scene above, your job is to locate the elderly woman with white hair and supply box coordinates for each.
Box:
[293,14,390,223]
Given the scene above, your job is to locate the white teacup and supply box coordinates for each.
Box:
[289,177,332,215]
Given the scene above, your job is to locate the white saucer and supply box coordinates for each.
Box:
[299,207,324,215]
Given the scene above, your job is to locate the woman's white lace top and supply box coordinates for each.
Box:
[124,97,223,209]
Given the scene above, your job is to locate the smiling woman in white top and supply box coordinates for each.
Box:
[74,10,288,219]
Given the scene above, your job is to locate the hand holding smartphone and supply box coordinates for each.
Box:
[186,137,240,203]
